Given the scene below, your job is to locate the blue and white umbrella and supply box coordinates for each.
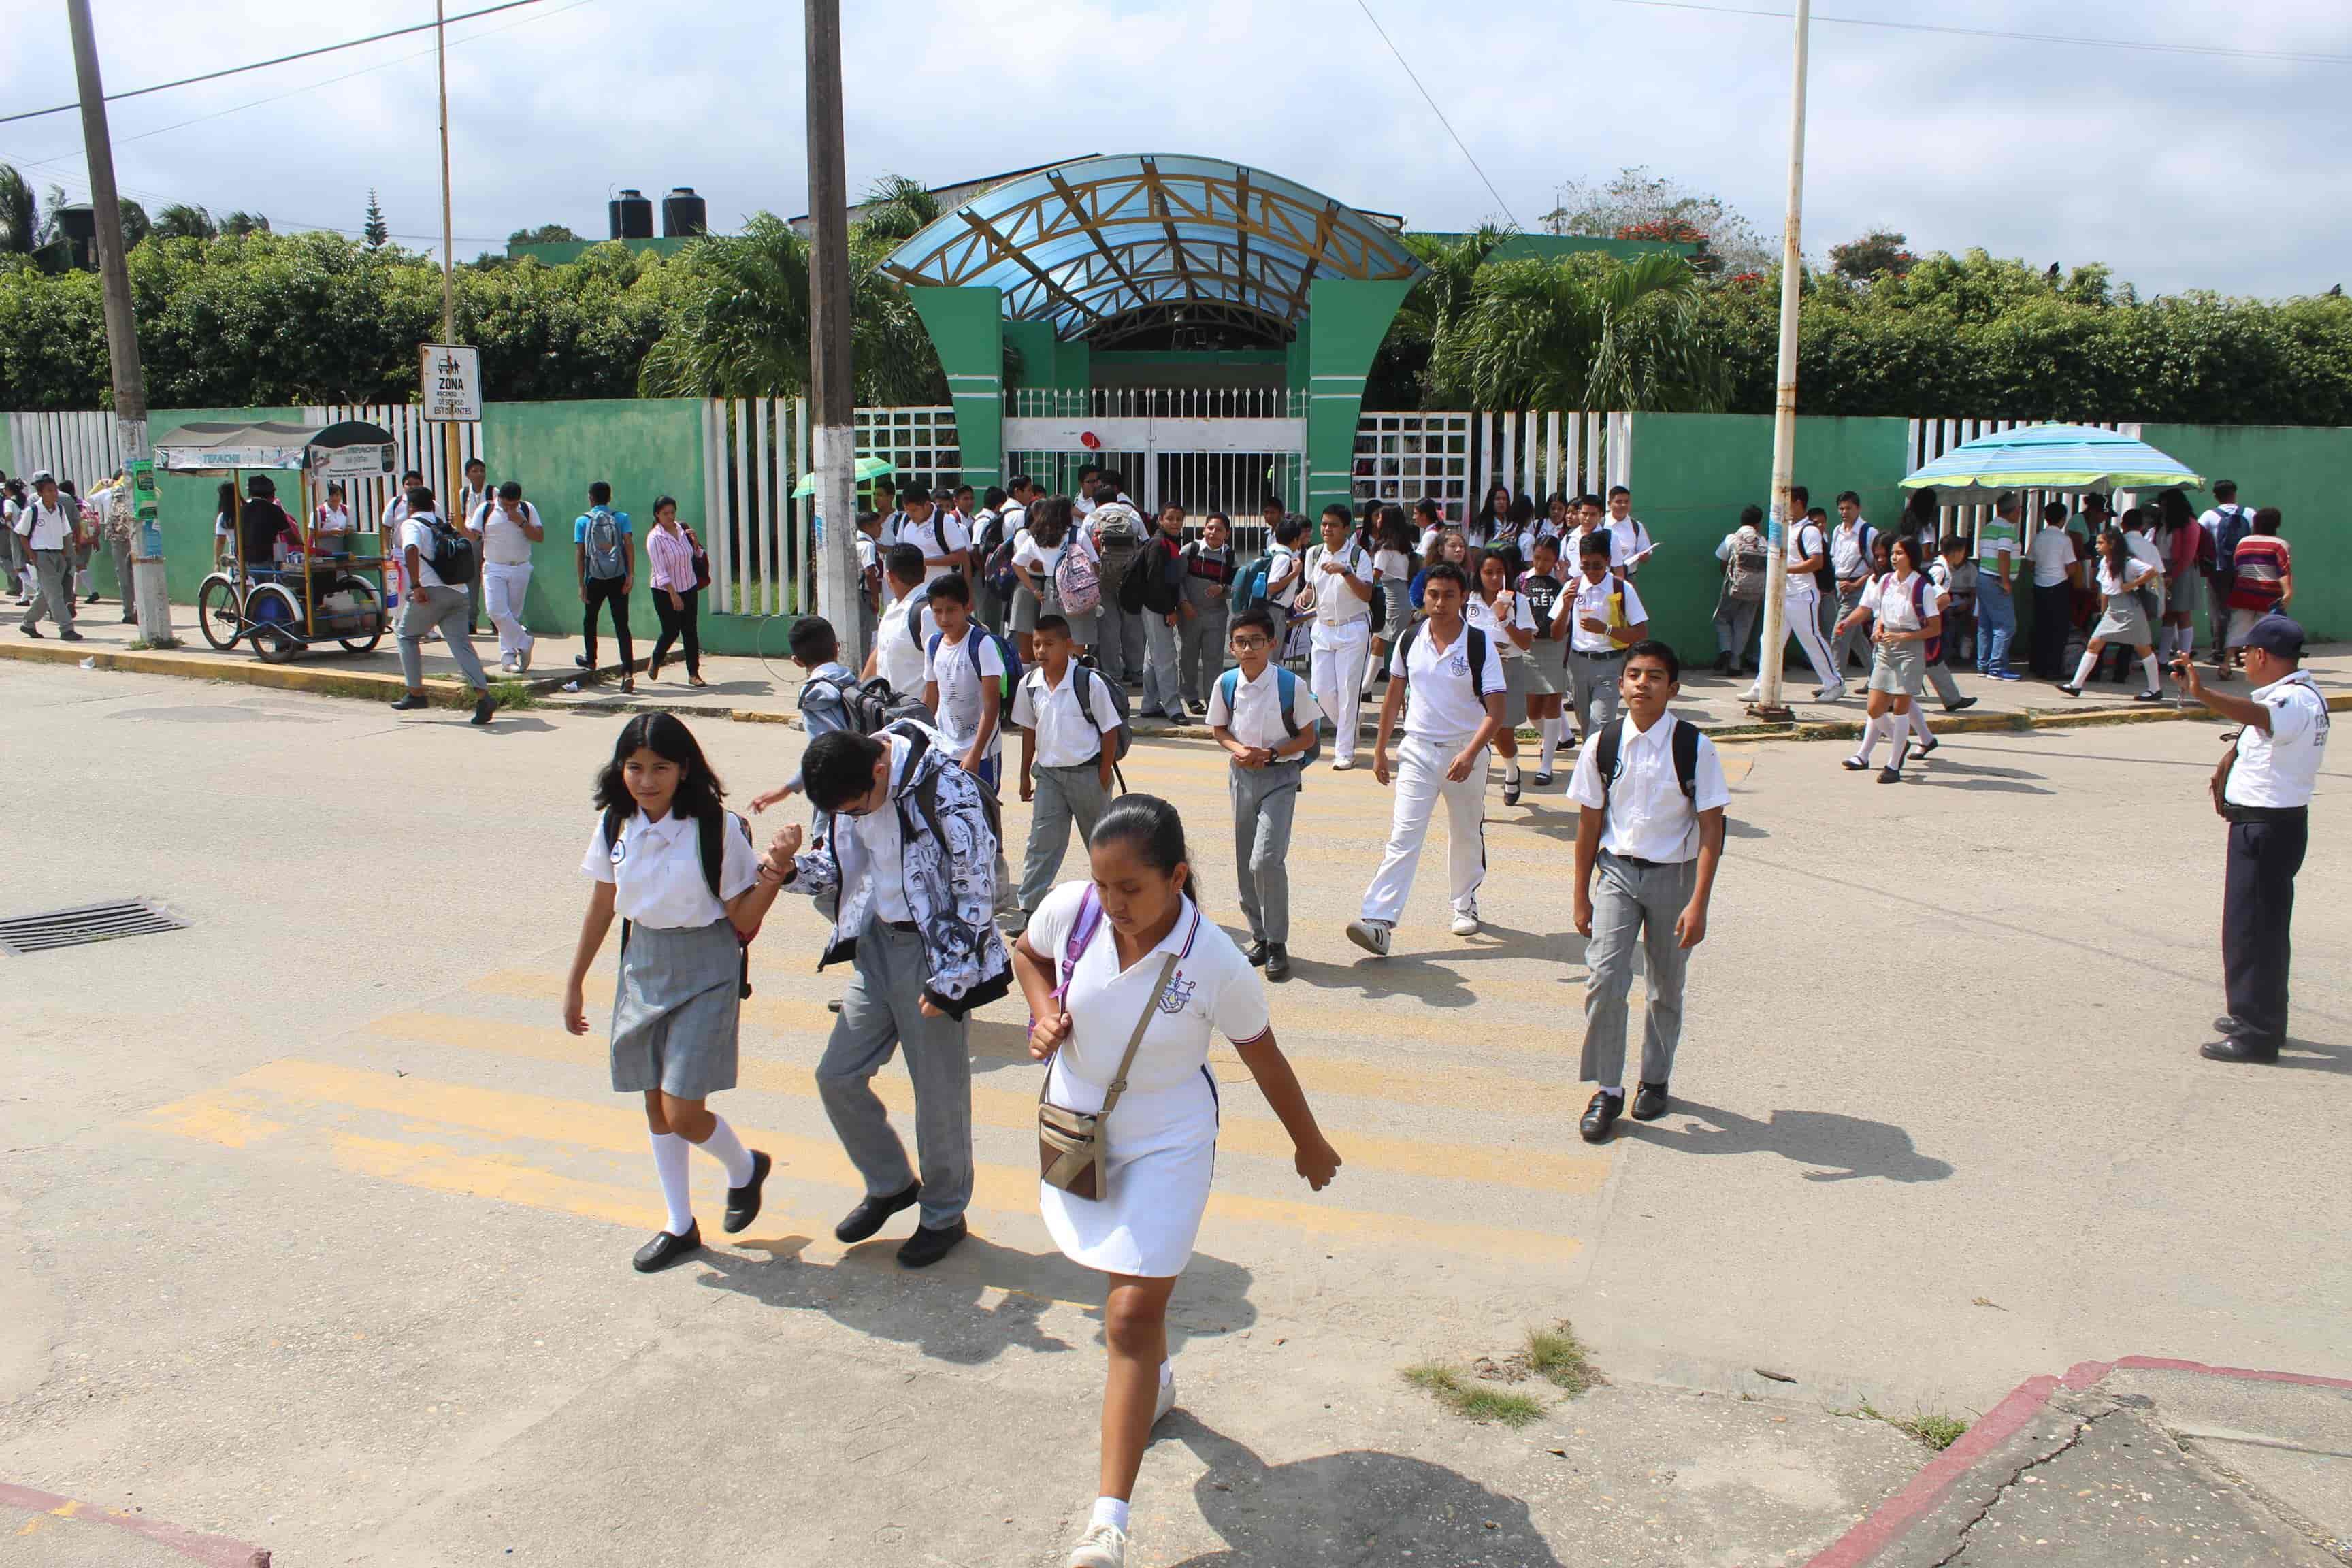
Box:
[1900,424,2202,503]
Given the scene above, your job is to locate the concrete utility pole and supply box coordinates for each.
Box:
[1752,0,1812,719]
[805,0,862,666]
[67,0,170,641]
[434,0,465,509]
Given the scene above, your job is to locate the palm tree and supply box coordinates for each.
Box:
[855,174,941,246]
[0,164,37,255]
[151,203,217,242]
[1424,250,1729,413]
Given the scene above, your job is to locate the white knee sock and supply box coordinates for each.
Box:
[2071,650,2098,687]
[1539,718,1560,772]
[1852,714,1884,765]
[1090,1497,1131,1535]
[649,1132,693,1235]
[1504,753,1521,783]
[693,1115,756,1186]
[1910,710,1933,742]
[1885,710,1910,769]
[2141,655,2163,692]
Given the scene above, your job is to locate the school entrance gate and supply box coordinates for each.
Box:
[1004,388,1305,552]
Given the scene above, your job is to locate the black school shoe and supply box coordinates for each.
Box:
[1631,1081,1671,1120]
[470,693,499,725]
[632,1222,702,1273]
[1578,1091,1622,1144]
[1265,944,1292,982]
[834,1181,921,1243]
[723,1149,772,1234]
[2199,1036,2281,1064]
[1245,940,1270,968]
[897,1217,967,1269]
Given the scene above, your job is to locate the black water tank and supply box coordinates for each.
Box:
[662,187,707,238]
[608,189,653,240]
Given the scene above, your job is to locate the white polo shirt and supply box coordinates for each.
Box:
[18,497,74,551]
[1860,570,1936,634]
[1467,585,1537,659]
[1392,619,1507,742]
[472,499,541,566]
[2027,526,2077,588]
[582,808,757,928]
[400,513,457,588]
[1565,570,1646,654]
[1568,523,1629,572]
[1031,889,1269,1102]
[901,511,970,570]
[2226,671,2330,808]
[1606,512,1652,569]
[875,587,936,696]
[1784,521,1827,598]
[1566,713,1732,863]
[1303,542,1376,632]
[1013,663,1124,768]
[923,627,1007,761]
[1829,521,1874,581]
[1206,662,1324,752]
[847,736,916,924]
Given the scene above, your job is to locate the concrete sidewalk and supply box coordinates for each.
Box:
[10,603,2351,740]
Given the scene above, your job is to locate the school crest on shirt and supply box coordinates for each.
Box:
[1158,973,1198,1015]
[1446,651,1469,676]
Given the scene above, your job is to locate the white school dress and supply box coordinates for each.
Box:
[1031,884,1271,1278]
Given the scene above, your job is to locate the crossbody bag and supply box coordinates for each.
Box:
[1036,888,1186,1201]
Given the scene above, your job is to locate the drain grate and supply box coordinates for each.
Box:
[0,899,186,956]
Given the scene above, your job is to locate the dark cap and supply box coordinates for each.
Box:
[2241,615,2305,657]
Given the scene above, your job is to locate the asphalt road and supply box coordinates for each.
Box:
[0,659,2341,1567]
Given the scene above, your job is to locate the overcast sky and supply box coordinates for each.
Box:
[1,0,2345,297]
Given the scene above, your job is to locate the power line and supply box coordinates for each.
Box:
[0,0,546,127]
[1580,0,2352,66]
[1351,0,1520,229]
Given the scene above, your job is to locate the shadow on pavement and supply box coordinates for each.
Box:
[1625,1098,1955,1183]
[2276,1038,2351,1075]
[1162,1418,1565,1567]
[692,1233,1257,1365]
[1284,921,1584,1007]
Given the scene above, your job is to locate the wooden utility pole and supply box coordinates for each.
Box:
[1752,0,1812,720]
[806,0,861,666]
[67,0,170,641]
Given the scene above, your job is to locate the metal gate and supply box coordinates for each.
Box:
[1004,387,1306,556]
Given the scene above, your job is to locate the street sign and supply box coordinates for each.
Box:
[421,343,481,422]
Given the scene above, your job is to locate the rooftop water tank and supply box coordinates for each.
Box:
[661,187,707,238]
[608,189,653,240]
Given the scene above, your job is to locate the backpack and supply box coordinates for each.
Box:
[1139,534,1185,616]
[599,804,757,999]
[1791,523,1835,597]
[582,507,628,581]
[1055,537,1103,617]
[2213,506,2254,574]
[806,671,926,735]
[1365,545,1390,636]
[1214,664,1319,765]
[1092,502,1145,594]
[929,626,1024,705]
[1230,553,1274,617]
[425,514,478,585]
[1725,531,1770,601]
[1592,714,1703,813]
[1394,620,1490,700]
[1071,662,1132,763]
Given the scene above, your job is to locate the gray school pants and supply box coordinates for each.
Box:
[21,549,75,633]
[1567,649,1626,734]
[1232,760,1303,946]
[1142,610,1184,717]
[1179,603,1229,703]
[108,534,133,615]
[1020,762,1110,913]
[1829,585,1869,673]
[1095,589,1145,685]
[1714,595,1760,659]
[815,917,973,1230]
[395,583,490,691]
[1580,850,1699,1089]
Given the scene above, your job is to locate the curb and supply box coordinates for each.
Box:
[1803,1356,2352,1568]
[0,638,617,710]
[0,1478,268,1567]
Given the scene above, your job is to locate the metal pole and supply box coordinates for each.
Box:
[1753,0,1811,717]
[435,0,456,344]
[806,0,861,666]
[66,0,170,642]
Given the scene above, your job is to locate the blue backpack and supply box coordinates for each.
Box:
[927,625,1024,703]
[1214,665,1319,766]
[1231,553,1274,616]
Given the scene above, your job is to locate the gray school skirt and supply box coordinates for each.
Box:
[1498,652,1531,721]
[1867,638,1925,695]
[2092,595,2152,648]
[610,917,742,1099]
[1522,635,1564,697]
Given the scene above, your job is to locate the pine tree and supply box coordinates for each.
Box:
[363,189,389,250]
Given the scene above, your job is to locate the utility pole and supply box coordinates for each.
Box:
[434,0,465,520]
[806,0,861,667]
[67,0,170,642]
[1752,0,1811,720]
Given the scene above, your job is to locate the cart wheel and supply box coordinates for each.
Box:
[246,583,304,664]
[333,576,385,654]
[196,574,242,649]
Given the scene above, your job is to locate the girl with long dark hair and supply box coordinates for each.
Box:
[1011,795,1339,1568]
[1366,504,1417,694]
[2059,526,2163,700]
[645,495,706,687]
[1465,483,1511,555]
[1014,493,1100,657]
[1467,550,1534,804]
[1835,534,1940,783]
[2154,488,2201,665]
[562,714,794,1271]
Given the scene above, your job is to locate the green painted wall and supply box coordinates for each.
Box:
[0,417,15,476]
[1624,412,1914,658]
[2139,423,2352,640]
[149,405,308,603]
[1305,277,1415,514]
[908,287,1004,487]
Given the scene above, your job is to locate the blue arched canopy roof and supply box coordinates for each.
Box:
[880,154,1422,346]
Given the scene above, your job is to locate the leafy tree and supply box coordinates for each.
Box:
[37,184,72,248]
[0,165,35,256]
[363,191,389,250]
[506,222,578,245]
[854,175,941,245]
[1544,167,1774,276]
[116,199,150,252]
[1829,230,1915,282]
[219,211,270,238]
[1424,251,1730,413]
[150,203,217,242]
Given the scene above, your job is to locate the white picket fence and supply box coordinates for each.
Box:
[1354,410,1632,519]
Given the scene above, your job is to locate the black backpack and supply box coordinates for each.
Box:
[1139,534,1185,616]
[426,515,478,586]
[1070,662,1133,762]
[1394,620,1490,700]
[1591,715,1703,806]
[806,672,927,735]
[600,805,756,999]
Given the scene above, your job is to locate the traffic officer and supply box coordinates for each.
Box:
[2174,615,2329,1064]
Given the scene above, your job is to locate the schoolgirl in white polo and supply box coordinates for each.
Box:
[1011,796,1340,1568]
[563,713,794,1273]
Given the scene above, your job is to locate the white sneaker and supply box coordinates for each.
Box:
[1450,911,1481,938]
[517,645,533,673]
[1068,1523,1127,1568]
[1814,683,1846,702]
[1332,756,1356,772]
[1345,919,1392,958]
[1737,685,1761,702]
[1154,1373,1177,1426]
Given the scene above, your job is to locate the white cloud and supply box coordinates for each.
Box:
[0,0,2344,293]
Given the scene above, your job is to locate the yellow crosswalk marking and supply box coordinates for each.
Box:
[361,1009,1608,1194]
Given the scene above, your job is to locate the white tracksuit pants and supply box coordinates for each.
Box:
[1310,619,1372,764]
[1768,587,1839,689]
[481,560,535,664]
[1360,732,1488,926]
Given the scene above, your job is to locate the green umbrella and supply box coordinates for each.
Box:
[789,457,896,498]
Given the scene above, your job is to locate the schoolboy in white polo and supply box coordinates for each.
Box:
[1347,562,1507,955]
[1298,504,1378,768]
[1569,640,1729,1144]
[1208,606,1324,982]
[1011,612,1125,930]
